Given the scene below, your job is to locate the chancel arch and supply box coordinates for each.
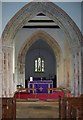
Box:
[17,31,62,88]
[2,2,83,97]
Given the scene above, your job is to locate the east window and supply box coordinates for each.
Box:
[35,57,45,72]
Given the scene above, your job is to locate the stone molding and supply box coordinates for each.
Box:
[2,2,83,50]
[18,30,62,64]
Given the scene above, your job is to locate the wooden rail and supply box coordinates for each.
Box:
[17,87,70,97]
[17,87,63,91]
[17,88,36,91]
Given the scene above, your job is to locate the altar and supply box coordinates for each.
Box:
[28,80,53,94]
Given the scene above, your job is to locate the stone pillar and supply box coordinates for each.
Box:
[63,58,66,87]
[2,46,14,97]
[64,37,71,89]
[18,54,25,88]
[23,63,25,88]
[58,59,62,86]
[69,54,75,94]
[81,47,83,94]
[56,61,59,87]
[73,50,81,96]
[73,53,77,96]
[2,51,7,97]
[61,58,65,86]
[18,62,21,85]
[8,49,14,97]
[19,63,25,88]
[66,58,70,88]
[76,52,80,96]
[58,57,64,87]
[78,51,82,95]
[0,38,2,97]
[0,38,2,120]
[6,52,9,97]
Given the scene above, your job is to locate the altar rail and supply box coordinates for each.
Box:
[17,87,70,96]
[59,94,83,119]
[17,87,65,91]
[17,87,64,92]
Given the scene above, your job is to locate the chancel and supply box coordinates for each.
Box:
[25,39,56,93]
[0,1,83,120]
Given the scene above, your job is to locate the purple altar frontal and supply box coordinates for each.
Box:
[28,80,53,94]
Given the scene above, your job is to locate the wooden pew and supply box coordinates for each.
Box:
[71,104,83,119]
[59,97,66,119]
[2,97,16,120]
[67,98,83,119]
[59,95,83,119]
[71,95,83,119]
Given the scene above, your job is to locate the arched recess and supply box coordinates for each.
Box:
[17,30,62,88]
[2,2,83,96]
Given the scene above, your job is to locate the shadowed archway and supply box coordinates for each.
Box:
[17,30,62,88]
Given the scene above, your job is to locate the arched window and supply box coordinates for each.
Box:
[35,57,45,72]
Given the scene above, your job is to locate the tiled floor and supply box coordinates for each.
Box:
[16,100,59,118]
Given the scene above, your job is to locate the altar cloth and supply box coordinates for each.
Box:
[28,80,53,94]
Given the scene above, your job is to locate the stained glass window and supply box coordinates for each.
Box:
[35,57,45,72]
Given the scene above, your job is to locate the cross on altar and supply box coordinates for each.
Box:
[39,87,43,91]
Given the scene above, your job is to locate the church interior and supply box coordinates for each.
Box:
[0,1,83,119]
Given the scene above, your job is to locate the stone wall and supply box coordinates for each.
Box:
[1,2,83,97]
[0,38,2,119]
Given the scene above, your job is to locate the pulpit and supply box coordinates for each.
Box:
[28,80,53,94]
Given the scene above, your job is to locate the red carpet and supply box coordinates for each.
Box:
[15,91,65,100]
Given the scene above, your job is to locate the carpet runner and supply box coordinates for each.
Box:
[15,91,64,100]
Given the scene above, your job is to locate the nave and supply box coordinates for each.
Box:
[1,1,83,120]
[16,100,59,119]
[2,88,83,120]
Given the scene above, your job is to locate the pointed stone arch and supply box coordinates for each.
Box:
[18,30,62,63]
[17,30,62,87]
[2,2,83,96]
[2,2,82,49]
